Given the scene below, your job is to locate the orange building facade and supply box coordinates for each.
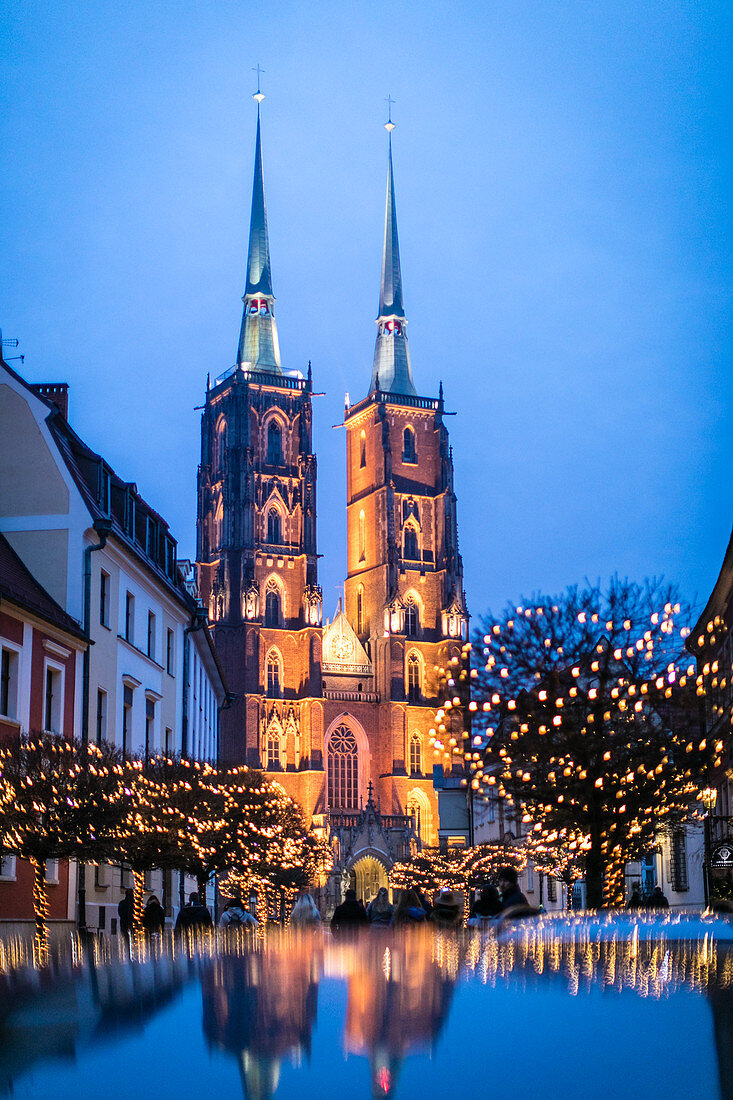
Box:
[197,103,468,901]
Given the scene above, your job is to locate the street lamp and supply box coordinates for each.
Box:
[702,786,718,907]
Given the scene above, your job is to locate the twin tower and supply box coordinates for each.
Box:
[196,99,469,891]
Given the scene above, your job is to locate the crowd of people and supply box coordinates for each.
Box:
[114,866,544,940]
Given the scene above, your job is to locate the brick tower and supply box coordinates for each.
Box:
[197,94,324,812]
[332,122,469,854]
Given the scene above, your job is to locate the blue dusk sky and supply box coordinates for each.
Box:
[1,0,731,622]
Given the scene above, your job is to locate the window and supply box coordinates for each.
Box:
[0,856,16,881]
[670,829,689,892]
[166,628,175,675]
[404,526,419,561]
[165,727,172,755]
[213,417,227,472]
[357,585,364,635]
[267,509,281,545]
[145,697,155,760]
[96,689,107,745]
[265,586,281,628]
[359,510,366,562]
[266,650,282,698]
[328,724,359,809]
[0,646,19,719]
[547,877,557,902]
[407,654,421,703]
[125,591,135,643]
[122,683,134,756]
[267,420,283,465]
[267,732,282,770]
[100,570,110,628]
[526,864,534,892]
[44,665,63,733]
[404,597,419,637]
[147,611,156,660]
[407,797,422,839]
[45,859,59,884]
[359,430,366,468]
[402,426,416,463]
[407,734,420,778]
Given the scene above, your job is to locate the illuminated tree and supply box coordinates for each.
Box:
[0,734,123,957]
[391,842,525,904]
[462,578,725,907]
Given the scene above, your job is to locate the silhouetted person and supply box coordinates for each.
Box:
[497,867,528,911]
[118,888,134,937]
[647,885,669,909]
[430,888,463,930]
[367,887,394,927]
[142,894,166,935]
[174,891,213,935]
[391,888,428,926]
[331,889,368,934]
[470,884,502,920]
[626,884,643,909]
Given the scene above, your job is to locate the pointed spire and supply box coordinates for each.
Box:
[370,107,416,397]
[236,86,282,373]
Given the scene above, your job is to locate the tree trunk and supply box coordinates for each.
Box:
[197,876,207,910]
[585,815,605,909]
[31,858,49,962]
[132,869,146,938]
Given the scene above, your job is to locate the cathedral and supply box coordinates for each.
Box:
[196,97,469,901]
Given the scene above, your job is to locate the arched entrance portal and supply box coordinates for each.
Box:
[352,856,388,904]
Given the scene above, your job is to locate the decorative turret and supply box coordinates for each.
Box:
[236,88,282,373]
[369,110,416,397]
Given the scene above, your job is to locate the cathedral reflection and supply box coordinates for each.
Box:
[200,937,322,1100]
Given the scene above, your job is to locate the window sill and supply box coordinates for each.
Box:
[118,634,164,671]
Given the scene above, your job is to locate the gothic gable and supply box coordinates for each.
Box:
[322,609,372,675]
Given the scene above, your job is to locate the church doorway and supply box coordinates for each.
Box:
[352,856,388,904]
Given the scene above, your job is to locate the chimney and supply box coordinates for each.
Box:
[30,383,69,420]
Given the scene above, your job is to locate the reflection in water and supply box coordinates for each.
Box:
[1,918,733,1099]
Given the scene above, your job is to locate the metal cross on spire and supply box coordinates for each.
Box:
[252,64,265,103]
[385,94,396,132]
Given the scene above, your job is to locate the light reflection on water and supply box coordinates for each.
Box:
[1,917,731,1100]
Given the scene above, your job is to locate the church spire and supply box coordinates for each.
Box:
[236,85,282,373]
[370,105,416,397]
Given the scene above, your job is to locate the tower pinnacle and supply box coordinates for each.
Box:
[370,110,416,397]
[236,83,282,373]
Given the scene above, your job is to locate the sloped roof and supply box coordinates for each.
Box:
[0,532,88,643]
[322,610,372,675]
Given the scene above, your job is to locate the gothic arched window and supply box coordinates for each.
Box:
[404,526,419,561]
[267,509,281,545]
[407,796,421,839]
[403,426,416,464]
[266,649,282,698]
[213,417,226,473]
[267,730,282,770]
[410,733,422,776]
[407,653,421,703]
[267,420,283,465]
[328,724,359,810]
[359,510,366,562]
[404,595,419,637]
[265,584,282,628]
[359,430,366,469]
[357,584,364,635]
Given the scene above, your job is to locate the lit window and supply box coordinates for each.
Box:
[410,733,422,776]
[404,597,419,637]
[407,654,421,703]
[359,430,366,468]
[357,584,364,635]
[328,724,359,809]
[266,650,282,698]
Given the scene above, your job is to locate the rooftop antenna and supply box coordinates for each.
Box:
[0,331,23,363]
